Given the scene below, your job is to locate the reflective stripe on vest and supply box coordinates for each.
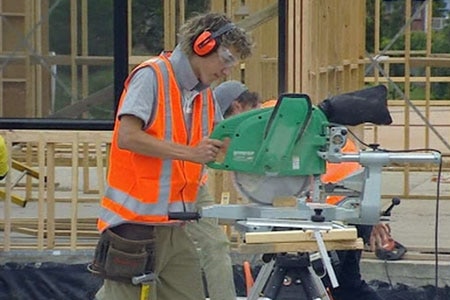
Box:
[98,55,215,231]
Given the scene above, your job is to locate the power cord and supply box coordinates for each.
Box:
[383,260,393,288]
[433,158,443,299]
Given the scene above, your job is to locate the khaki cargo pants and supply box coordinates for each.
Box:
[185,185,236,300]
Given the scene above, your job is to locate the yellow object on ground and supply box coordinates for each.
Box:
[0,136,8,179]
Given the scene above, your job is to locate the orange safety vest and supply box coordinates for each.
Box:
[261,99,277,108]
[322,139,361,205]
[98,54,215,232]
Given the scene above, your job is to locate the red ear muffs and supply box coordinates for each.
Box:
[193,31,217,56]
[192,23,236,57]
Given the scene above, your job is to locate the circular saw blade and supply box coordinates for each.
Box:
[232,172,311,205]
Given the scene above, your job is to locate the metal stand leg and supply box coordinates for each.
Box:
[314,230,339,288]
[248,258,276,300]
[248,253,331,300]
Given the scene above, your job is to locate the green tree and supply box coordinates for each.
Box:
[131,0,209,54]
[366,0,448,53]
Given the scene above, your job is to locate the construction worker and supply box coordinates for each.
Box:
[0,135,8,180]
[90,13,253,300]
[215,80,261,118]
[185,80,260,300]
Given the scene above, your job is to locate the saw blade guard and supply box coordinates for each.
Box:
[231,172,312,205]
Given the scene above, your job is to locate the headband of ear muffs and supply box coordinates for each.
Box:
[192,22,236,57]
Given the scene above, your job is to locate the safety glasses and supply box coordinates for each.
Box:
[217,46,238,68]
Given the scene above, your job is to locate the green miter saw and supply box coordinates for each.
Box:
[205,85,441,225]
[208,93,330,204]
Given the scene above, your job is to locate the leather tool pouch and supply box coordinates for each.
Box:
[89,223,155,283]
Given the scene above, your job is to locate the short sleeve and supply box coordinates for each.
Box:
[118,67,158,128]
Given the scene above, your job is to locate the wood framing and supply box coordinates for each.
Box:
[0,130,110,251]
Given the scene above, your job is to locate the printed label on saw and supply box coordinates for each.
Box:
[292,155,300,169]
[233,150,255,162]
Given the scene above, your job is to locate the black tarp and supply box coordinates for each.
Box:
[0,262,102,300]
[0,262,449,300]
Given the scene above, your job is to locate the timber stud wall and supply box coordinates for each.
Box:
[0,130,111,251]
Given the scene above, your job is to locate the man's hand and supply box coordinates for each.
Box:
[369,223,394,252]
[190,137,224,164]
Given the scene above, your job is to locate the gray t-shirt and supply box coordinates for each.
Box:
[118,47,222,132]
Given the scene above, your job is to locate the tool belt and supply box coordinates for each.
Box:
[88,223,155,283]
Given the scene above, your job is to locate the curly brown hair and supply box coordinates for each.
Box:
[178,12,253,59]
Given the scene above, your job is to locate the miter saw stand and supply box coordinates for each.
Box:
[242,217,347,300]
[202,127,442,300]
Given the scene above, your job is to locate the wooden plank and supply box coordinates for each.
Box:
[71,136,79,250]
[272,196,297,207]
[25,144,33,200]
[96,139,105,199]
[2,130,112,143]
[70,0,78,105]
[46,143,56,249]
[286,0,294,91]
[365,76,450,83]
[2,137,12,251]
[294,0,301,92]
[37,138,46,250]
[362,251,450,262]
[0,218,96,224]
[0,189,27,207]
[82,143,90,192]
[12,159,39,179]
[238,238,364,254]
[0,244,98,250]
[245,228,358,244]
[163,0,176,50]
[235,2,278,32]
[13,227,99,237]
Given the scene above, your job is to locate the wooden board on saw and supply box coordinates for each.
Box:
[238,227,363,254]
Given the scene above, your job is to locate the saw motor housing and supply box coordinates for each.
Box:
[209,93,328,177]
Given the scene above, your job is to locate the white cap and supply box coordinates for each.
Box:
[213,80,248,113]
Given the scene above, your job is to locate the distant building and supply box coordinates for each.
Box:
[384,0,449,31]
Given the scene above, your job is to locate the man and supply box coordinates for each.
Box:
[186,80,260,300]
[91,13,253,300]
[214,80,261,118]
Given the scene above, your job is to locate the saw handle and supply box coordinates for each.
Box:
[381,197,401,218]
[168,212,200,221]
[213,137,230,164]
